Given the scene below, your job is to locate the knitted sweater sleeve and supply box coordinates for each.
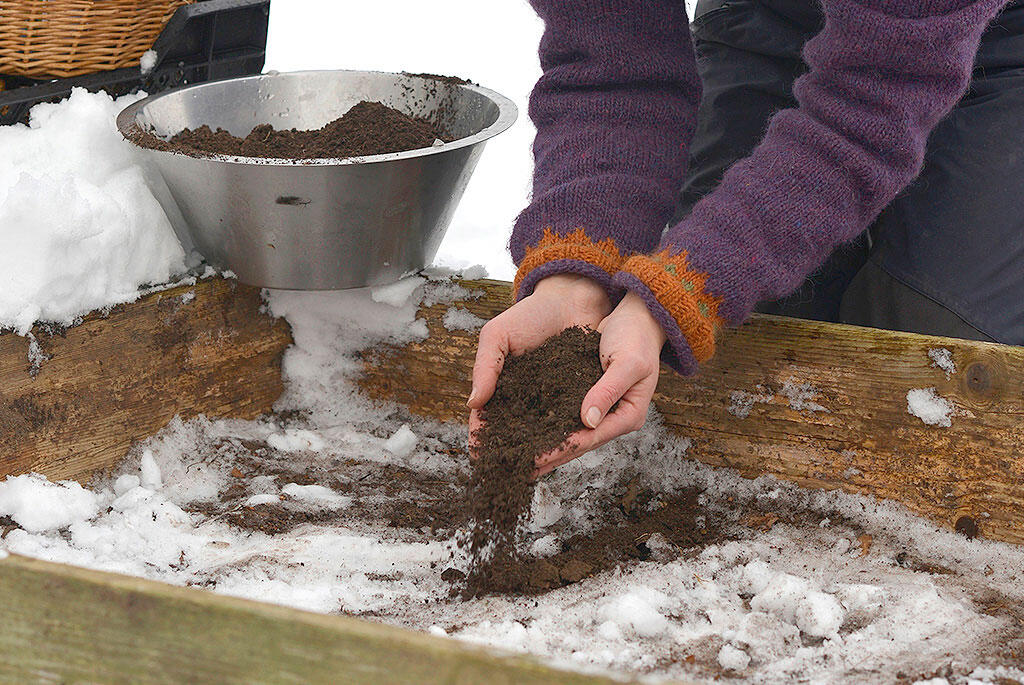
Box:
[510,0,701,302]
[613,0,1011,374]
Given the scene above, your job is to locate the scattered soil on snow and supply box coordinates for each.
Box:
[138,101,454,160]
[465,326,606,596]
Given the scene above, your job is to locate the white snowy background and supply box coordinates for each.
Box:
[266,1,547,280]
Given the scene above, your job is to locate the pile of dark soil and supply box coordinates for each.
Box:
[136,101,453,160]
[463,326,607,596]
[487,484,726,596]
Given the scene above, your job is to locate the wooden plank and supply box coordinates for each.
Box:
[0,278,292,483]
[0,553,636,685]
[359,279,1024,546]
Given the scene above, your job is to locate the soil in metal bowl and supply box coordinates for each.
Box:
[134,100,454,160]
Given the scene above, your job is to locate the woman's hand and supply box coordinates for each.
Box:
[467,274,612,447]
[534,291,667,476]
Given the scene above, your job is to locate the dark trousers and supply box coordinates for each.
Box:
[679,0,1024,343]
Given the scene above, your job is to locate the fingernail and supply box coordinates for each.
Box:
[585,406,602,429]
[466,387,478,407]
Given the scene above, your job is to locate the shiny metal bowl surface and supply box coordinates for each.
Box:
[117,70,517,289]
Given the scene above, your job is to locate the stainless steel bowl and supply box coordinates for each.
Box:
[117,70,517,289]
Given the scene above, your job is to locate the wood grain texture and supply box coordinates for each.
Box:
[0,278,292,483]
[0,554,642,685]
[360,279,1024,546]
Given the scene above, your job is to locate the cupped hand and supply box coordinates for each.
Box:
[467,273,613,451]
[533,290,667,477]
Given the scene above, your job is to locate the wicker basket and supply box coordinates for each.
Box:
[0,0,194,79]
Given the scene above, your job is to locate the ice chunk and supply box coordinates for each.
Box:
[245,494,282,506]
[600,589,670,638]
[370,276,426,308]
[384,424,417,458]
[794,591,844,637]
[442,306,485,332]
[0,474,99,532]
[718,644,751,671]
[140,449,163,490]
[281,483,351,509]
[597,620,622,641]
[140,49,158,74]
[529,482,563,530]
[459,265,488,281]
[907,388,953,427]
[113,474,141,496]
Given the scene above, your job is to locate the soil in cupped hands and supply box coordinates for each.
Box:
[463,326,606,596]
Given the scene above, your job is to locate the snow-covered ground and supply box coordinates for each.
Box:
[2,277,1023,684]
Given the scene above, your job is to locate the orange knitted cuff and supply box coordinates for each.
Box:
[619,250,724,362]
[513,228,627,299]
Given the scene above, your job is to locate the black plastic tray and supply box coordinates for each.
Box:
[0,0,270,126]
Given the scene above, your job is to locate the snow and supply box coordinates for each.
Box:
[2,274,1023,680]
[728,381,826,418]
[267,429,326,453]
[778,381,828,413]
[113,474,140,496]
[443,306,486,332]
[0,474,99,532]
[281,483,351,509]
[0,89,186,334]
[140,49,158,74]
[0,9,1021,677]
[26,332,49,376]
[907,388,954,427]
[139,449,163,490]
[718,644,751,671]
[371,276,426,308]
[600,589,671,638]
[384,424,418,458]
[929,348,956,377]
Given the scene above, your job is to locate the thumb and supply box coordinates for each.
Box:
[580,356,646,429]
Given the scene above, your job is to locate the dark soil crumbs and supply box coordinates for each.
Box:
[137,101,453,160]
[465,326,607,596]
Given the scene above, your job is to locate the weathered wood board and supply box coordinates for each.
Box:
[361,279,1024,546]
[0,278,292,483]
[0,554,634,685]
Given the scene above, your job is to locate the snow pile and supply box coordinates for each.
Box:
[0,88,186,334]
[907,388,954,427]
[0,474,100,532]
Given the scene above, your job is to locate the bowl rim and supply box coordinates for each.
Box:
[116,69,519,166]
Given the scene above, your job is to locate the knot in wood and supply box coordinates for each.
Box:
[955,515,979,539]
[964,362,991,393]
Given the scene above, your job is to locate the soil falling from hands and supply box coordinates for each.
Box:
[464,326,606,596]
[140,101,453,160]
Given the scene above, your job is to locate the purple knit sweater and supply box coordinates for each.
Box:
[511,0,1010,374]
